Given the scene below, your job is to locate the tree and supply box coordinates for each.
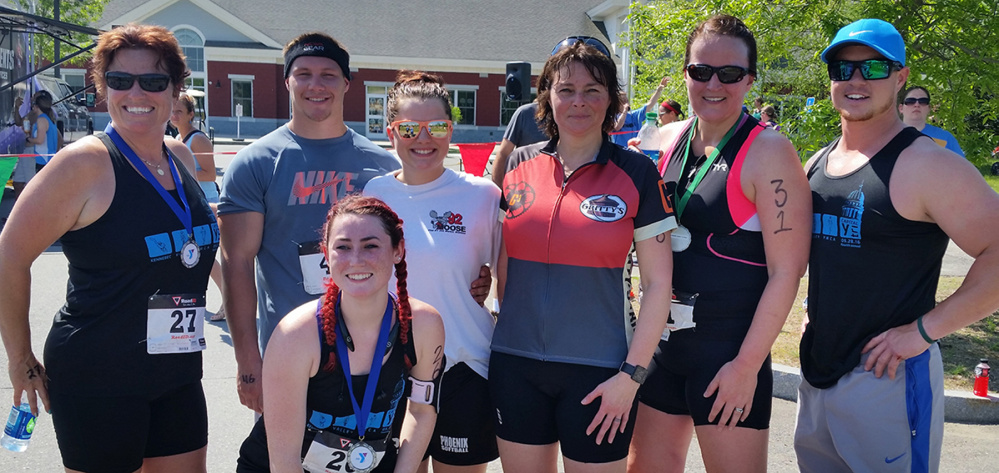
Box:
[625,0,999,167]
[14,0,109,67]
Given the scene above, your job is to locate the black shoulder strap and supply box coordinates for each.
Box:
[181,130,202,145]
[805,137,841,179]
[867,126,924,183]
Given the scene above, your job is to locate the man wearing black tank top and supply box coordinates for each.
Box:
[794,19,999,473]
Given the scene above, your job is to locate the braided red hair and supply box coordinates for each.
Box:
[318,195,414,372]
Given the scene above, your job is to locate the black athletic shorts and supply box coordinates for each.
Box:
[488,351,637,463]
[423,362,499,465]
[638,331,772,429]
[49,380,208,473]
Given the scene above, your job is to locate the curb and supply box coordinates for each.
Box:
[771,363,999,424]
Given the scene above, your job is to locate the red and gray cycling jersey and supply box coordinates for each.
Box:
[492,138,676,368]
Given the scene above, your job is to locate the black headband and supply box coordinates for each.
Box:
[284,37,351,80]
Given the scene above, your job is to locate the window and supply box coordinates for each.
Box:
[61,70,87,100]
[174,29,205,73]
[232,79,252,118]
[500,90,537,126]
[449,89,476,125]
[173,27,208,118]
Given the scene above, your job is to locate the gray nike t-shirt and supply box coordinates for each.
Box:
[219,124,400,351]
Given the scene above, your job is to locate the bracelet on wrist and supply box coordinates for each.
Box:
[916,315,937,344]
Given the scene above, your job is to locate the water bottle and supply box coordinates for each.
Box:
[1,393,36,452]
[636,112,661,163]
[973,359,990,397]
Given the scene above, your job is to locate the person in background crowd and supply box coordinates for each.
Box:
[490,100,547,188]
[760,105,780,131]
[0,23,215,472]
[28,91,60,170]
[796,18,999,472]
[611,76,670,148]
[490,37,675,473]
[364,71,503,473]
[236,195,445,473]
[898,86,964,157]
[628,14,810,473]
[171,92,226,321]
[658,99,684,126]
[751,96,764,119]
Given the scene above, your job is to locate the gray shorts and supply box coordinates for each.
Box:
[11,157,35,183]
[794,344,944,473]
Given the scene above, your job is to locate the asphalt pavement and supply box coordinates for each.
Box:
[1,140,997,471]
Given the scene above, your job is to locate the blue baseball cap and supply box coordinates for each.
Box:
[821,19,906,65]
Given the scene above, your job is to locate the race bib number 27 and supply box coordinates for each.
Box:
[146,293,207,354]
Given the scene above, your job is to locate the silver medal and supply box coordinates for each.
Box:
[180,239,201,269]
[671,225,692,252]
[347,441,378,472]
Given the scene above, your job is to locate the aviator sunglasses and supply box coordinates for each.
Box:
[903,97,931,106]
[685,64,753,84]
[390,119,452,140]
[827,59,902,82]
[105,71,172,92]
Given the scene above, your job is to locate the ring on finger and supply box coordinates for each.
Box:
[612,417,621,423]
[734,407,744,413]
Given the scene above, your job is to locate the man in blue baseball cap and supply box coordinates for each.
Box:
[795,18,999,472]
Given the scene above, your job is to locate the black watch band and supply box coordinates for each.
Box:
[619,362,648,385]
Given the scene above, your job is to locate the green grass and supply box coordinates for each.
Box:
[982,172,999,194]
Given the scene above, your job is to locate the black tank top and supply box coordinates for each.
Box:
[43,132,218,396]
[661,116,768,334]
[801,127,948,388]
[237,304,417,473]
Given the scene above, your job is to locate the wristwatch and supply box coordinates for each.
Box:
[619,362,648,385]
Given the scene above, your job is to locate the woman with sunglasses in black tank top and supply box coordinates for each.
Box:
[0,24,217,472]
[627,15,811,473]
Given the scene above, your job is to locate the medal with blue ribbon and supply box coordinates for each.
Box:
[333,293,395,473]
[105,123,200,269]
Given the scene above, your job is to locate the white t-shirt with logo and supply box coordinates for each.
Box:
[365,168,502,378]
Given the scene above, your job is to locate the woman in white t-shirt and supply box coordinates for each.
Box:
[364,70,502,473]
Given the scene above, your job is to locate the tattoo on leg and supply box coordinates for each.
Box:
[240,374,256,384]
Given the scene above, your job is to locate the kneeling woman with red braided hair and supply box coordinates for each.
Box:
[237,195,446,473]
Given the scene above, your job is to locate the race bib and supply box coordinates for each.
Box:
[299,240,330,295]
[302,430,388,473]
[661,290,698,341]
[147,294,207,354]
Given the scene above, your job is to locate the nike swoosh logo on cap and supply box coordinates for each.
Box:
[850,30,873,36]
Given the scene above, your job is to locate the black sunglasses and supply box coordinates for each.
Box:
[685,64,753,84]
[551,36,611,58]
[827,59,902,82]
[105,71,171,92]
[903,97,931,106]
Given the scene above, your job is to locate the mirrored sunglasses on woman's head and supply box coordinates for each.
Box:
[685,64,754,84]
[390,120,452,139]
[551,36,611,58]
[105,71,171,92]
[827,59,902,82]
